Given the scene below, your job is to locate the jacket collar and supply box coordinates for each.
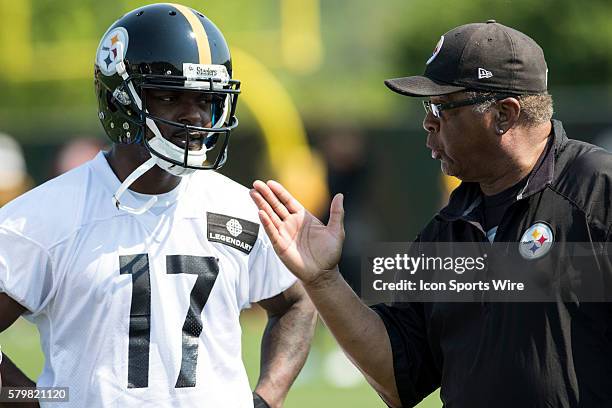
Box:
[438,119,568,222]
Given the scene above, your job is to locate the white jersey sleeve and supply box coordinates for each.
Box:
[247,228,297,303]
[0,228,54,315]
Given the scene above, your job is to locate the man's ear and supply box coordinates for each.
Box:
[495,97,521,134]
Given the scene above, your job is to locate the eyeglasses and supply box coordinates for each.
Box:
[423,94,512,118]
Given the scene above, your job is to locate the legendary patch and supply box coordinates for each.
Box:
[207,212,259,255]
[519,222,554,260]
[96,27,129,76]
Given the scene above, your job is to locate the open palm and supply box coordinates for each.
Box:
[250,180,345,285]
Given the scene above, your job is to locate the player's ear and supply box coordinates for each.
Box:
[495,96,521,134]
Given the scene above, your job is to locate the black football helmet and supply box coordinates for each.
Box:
[94,3,240,175]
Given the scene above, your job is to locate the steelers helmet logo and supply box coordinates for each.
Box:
[426,36,445,65]
[226,219,243,237]
[96,27,129,76]
[519,222,554,260]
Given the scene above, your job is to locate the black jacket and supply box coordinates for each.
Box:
[373,120,612,408]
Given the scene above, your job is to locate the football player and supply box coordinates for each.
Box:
[0,4,316,407]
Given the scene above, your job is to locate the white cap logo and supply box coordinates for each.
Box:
[96,27,129,76]
[226,219,243,237]
[519,222,554,260]
[426,36,445,65]
[478,68,493,79]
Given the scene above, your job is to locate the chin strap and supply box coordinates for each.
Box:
[111,41,218,214]
[112,157,157,215]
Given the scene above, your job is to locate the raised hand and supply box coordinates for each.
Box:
[250,180,345,286]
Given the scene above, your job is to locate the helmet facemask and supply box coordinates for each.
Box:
[118,61,240,176]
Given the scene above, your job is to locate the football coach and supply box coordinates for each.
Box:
[250,20,612,407]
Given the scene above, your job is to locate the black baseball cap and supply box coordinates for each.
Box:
[385,20,548,97]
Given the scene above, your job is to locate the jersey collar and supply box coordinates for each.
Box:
[91,151,201,218]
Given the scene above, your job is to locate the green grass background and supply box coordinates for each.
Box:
[0,311,441,407]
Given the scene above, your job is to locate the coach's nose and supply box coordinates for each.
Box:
[423,110,440,134]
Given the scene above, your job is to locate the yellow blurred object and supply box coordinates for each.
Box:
[274,147,329,217]
[0,131,33,206]
[0,0,92,82]
[233,47,329,216]
[0,0,32,80]
[1,0,324,81]
[281,0,323,73]
[0,176,33,206]
[441,174,461,202]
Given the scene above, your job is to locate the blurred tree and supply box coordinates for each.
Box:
[385,0,612,89]
[3,0,612,137]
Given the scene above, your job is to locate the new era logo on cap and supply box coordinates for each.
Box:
[478,68,493,79]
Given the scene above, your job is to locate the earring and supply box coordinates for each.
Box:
[497,128,504,134]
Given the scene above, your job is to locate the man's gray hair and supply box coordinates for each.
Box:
[467,91,554,127]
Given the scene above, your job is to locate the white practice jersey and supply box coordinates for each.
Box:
[0,152,296,407]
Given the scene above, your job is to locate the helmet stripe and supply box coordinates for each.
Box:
[169,3,212,64]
